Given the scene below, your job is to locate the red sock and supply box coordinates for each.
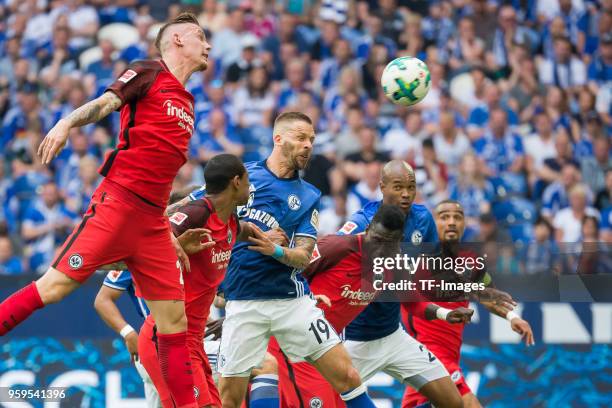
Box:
[0,282,44,336]
[157,331,197,408]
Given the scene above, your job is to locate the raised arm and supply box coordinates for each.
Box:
[38,92,122,164]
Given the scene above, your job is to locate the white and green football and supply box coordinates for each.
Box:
[381,56,431,106]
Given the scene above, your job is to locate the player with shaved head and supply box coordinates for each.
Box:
[337,159,466,408]
[1,12,211,408]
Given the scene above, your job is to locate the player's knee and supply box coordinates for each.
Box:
[36,280,66,305]
[333,365,362,393]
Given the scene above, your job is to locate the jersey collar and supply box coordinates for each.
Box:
[260,159,299,181]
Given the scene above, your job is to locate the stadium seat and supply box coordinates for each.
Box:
[98,23,139,50]
[79,46,102,71]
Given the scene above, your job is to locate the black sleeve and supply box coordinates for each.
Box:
[303,235,358,280]
[169,199,212,237]
[105,60,161,109]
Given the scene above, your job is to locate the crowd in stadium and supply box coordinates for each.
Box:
[0,0,610,276]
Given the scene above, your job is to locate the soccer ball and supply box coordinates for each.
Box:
[381,56,431,106]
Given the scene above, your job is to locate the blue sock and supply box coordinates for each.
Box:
[341,384,376,408]
[249,374,280,408]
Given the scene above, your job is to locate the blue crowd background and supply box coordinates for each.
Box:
[0,0,610,276]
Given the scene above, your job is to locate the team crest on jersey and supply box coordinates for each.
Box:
[340,221,357,234]
[310,244,321,263]
[288,194,301,210]
[170,212,188,225]
[309,397,323,408]
[193,386,199,399]
[411,230,423,244]
[118,69,137,83]
[311,209,319,230]
[107,270,123,282]
[227,229,233,244]
[68,254,83,269]
[451,370,462,383]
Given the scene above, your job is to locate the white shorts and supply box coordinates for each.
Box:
[344,327,449,391]
[219,295,340,377]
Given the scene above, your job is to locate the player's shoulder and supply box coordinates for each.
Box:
[319,233,360,249]
[297,178,322,203]
[358,200,382,219]
[410,203,434,220]
[128,59,165,73]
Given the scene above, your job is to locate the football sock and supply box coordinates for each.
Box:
[341,384,376,408]
[0,282,44,336]
[249,374,280,408]
[157,331,197,408]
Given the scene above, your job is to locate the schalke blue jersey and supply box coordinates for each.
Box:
[102,270,150,318]
[338,201,438,342]
[191,160,321,300]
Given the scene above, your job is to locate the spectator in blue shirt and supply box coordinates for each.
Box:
[523,217,560,275]
[541,162,583,220]
[2,81,53,151]
[319,38,355,91]
[467,83,518,140]
[262,12,309,80]
[0,235,22,275]
[191,108,244,166]
[85,39,115,83]
[118,15,153,63]
[587,32,612,88]
[21,182,79,274]
[473,108,525,176]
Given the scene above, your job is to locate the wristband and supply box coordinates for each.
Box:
[506,311,520,322]
[271,244,284,259]
[436,307,451,321]
[120,324,135,338]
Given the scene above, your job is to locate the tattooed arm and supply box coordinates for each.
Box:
[277,236,316,270]
[38,92,122,164]
[246,223,315,270]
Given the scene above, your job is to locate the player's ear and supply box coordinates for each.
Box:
[174,32,183,47]
[273,133,282,145]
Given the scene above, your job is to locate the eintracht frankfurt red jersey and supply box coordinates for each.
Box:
[304,234,372,332]
[169,197,239,339]
[102,60,195,208]
[305,234,431,333]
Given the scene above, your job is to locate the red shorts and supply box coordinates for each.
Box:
[138,315,173,408]
[187,336,221,408]
[268,338,345,408]
[402,358,471,407]
[52,179,183,300]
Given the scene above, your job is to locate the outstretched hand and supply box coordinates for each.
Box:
[38,120,70,164]
[446,307,474,324]
[478,287,517,313]
[511,318,535,346]
[247,223,277,256]
[178,228,214,255]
